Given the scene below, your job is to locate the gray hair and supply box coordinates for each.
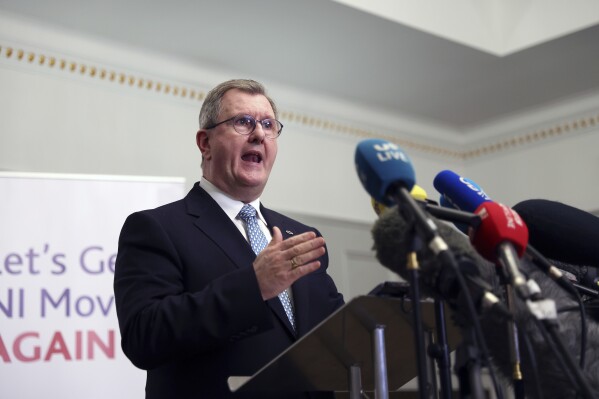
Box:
[198,79,278,129]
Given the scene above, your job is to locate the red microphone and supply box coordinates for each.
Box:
[470,202,532,299]
[470,202,529,262]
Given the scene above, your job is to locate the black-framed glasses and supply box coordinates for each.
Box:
[205,114,283,139]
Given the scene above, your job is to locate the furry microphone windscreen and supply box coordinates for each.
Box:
[371,205,495,282]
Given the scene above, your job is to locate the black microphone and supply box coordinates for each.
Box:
[512,199,599,269]
[372,206,511,322]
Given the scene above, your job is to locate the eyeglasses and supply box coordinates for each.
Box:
[205,114,283,139]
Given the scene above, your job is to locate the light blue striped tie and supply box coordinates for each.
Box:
[238,204,296,330]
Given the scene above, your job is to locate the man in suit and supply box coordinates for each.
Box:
[114,79,344,398]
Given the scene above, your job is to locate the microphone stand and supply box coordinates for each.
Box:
[495,270,525,399]
[392,187,485,399]
[417,202,525,397]
[413,204,453,398]
[454,327,486,399]
[406,230,454,399]
[402,212,431,399]
[400,197,507,399]
[430,299,453,399]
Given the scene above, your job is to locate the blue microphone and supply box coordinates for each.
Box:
[433,170,492,212]
[355,139,415,207]
[355,138,448,251]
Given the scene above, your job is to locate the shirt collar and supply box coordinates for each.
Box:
[199,178,266,224]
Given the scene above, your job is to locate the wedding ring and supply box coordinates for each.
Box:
[290,257,299,269]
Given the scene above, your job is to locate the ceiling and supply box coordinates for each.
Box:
[1,0,598,132]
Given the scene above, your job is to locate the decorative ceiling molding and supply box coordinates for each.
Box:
[0,43,208,102]
[1,42,597,162]
[461,113,598,159]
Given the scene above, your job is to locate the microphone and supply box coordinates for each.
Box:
[471,202,531,300]
[360,146,512,398]
[371,206,510,320]
[432,171,531,292]
[355,139,415,206]
[471,202,528,262]
[356,139,453,395]
[432,170,531,299]
[410,184,428,202]
[430,174,598,398]
[432,172,587,298]
[512,199,599,269]
[433,170,492,212]
[355,139,447,255]
[370,184,429,216]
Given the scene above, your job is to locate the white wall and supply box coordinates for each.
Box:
[462,95,599,213]
[466,129,599,211]
[1,11,598,283]
[1,12,598,223]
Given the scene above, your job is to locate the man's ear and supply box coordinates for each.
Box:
[196,129,211,160]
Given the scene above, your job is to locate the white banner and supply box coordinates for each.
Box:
[0,172,185,399]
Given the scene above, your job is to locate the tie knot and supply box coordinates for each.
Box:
[238,204,257,222]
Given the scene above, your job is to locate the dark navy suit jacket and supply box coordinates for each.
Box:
[114,183,344,398]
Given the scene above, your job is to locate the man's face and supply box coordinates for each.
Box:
[197,89,278,202]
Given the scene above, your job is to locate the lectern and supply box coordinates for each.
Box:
[228,295,460,397]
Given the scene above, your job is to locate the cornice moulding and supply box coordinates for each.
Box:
[1,25,596,163]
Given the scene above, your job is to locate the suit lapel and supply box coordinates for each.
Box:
[185,184,255,270]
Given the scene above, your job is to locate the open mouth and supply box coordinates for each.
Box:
[241,152,263,163]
